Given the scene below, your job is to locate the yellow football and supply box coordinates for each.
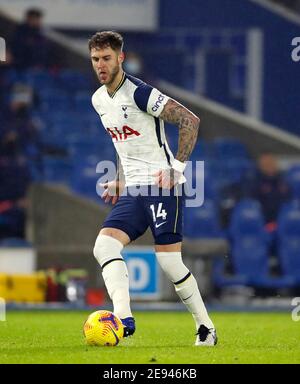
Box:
[83,310,124,346]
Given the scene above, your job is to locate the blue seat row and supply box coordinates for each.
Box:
[213,199,300,288]
[6,68,94,92]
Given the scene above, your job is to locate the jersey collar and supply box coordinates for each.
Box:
[107,72,126,99]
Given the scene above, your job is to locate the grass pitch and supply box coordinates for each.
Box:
[0,311,299,364]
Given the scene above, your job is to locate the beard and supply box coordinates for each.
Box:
[98,64,120,86]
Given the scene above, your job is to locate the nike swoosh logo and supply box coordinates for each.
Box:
[182,294,193,301]
[155,222,168,229]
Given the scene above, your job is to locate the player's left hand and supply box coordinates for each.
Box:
[99,180,124,205]
[153,168,182,189]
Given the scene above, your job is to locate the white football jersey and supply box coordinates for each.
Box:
[92,73,183,186]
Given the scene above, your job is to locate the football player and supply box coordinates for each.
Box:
[90,31,217,346]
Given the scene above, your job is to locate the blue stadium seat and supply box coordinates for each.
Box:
[213,198,295,288]
[184,35,204,49]
[190,141,214,163]
[231,237,269,285]
[71,158,103,201]
[203,175,219,202]
[220,158,255,186]
[213,257,249,288]
[229,199,266,239]
[213,138,249,159]
[74,92,94,114]
[68,137,107,159]
[51,121,83,137]
[278,201,300,283]
[46,111,78,124]
[2,69,20,85]
[213,158,255,190]
[24,69,58,89]
[40,90,71,112]
[230,237,292,288]
[214,236,294,289]
[58,69,93,92]
[278,200,300,234]
[45,111,102,137]
[43,157,73,184]
[38,86,65,100]
[286,164,300,199]
[41,133,70,153]
[184,199,223,238]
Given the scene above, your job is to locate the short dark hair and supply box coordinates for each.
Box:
[26,8,43,18]
[88,31,124,52]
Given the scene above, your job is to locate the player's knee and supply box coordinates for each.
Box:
[156,251,181,270]
[156,251,189,282]
[93,234,124,267]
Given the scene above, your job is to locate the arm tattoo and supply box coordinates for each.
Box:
[160,99,200,163]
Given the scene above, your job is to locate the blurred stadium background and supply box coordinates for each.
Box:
[0,0,300,312]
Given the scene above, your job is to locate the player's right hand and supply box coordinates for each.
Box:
[99,180,124,205]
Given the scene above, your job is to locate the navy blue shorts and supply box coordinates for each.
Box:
[102,185,184,245]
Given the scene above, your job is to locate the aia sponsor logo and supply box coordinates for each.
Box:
[106,125,140,141]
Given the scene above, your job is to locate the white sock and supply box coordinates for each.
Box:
[156,252,214,330]
[174,273,214,330]
[102,260,132,319]
[94,234,132,319]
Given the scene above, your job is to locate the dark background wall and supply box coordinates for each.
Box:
[159,0,300,135]
[2,1,300,135]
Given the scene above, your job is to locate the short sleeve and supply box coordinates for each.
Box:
[91,93,100,115]
[134,83,169,117]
